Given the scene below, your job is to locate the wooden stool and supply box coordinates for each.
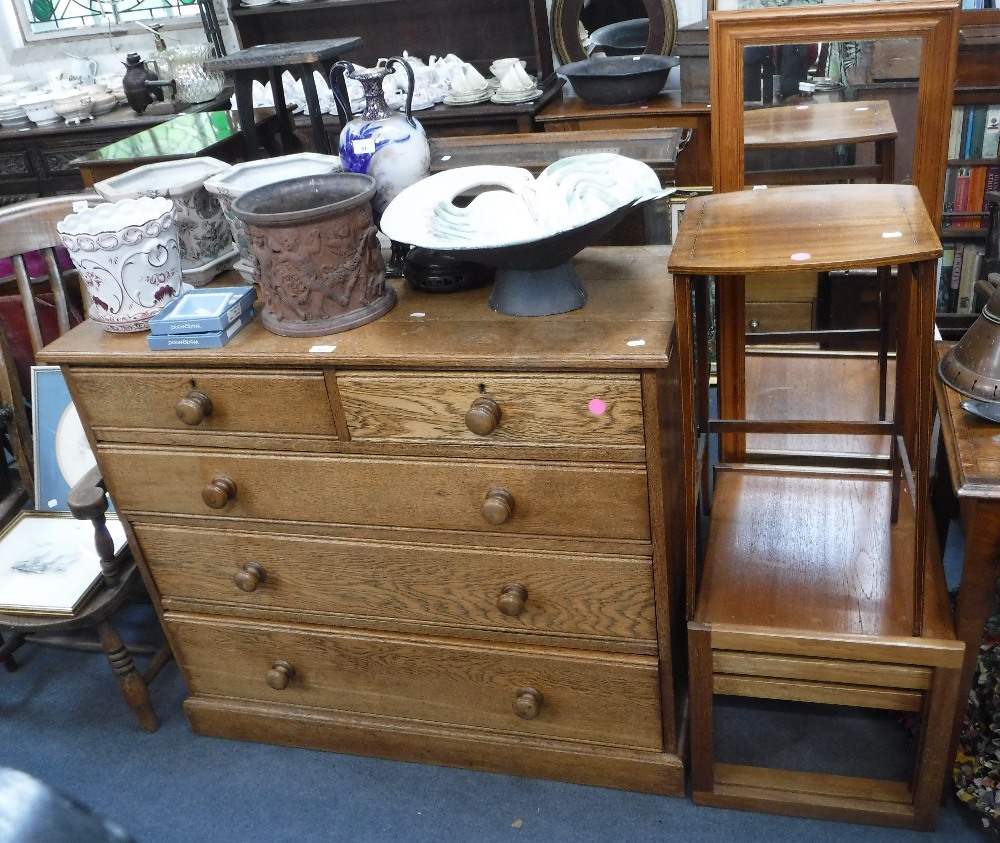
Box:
[204,38,361,158]
[669,183,964,830]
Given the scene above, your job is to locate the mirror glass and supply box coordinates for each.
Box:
[550,0,678,65]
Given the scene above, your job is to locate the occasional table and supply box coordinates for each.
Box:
[204,38,362,158]
[932,341,1000,776]
[743,99,898,186]
[72,109,279,186]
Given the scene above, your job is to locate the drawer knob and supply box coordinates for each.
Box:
[481,488,515,525]
[176,390,214,426]
[748,319,761,333]
[202,474,237,509]
[497,583,528,617]
[265,659,295,691]
[465,397,502,436]
[513,687,543,720]
[234,561,267,592]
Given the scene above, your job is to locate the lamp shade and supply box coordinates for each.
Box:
[939,277,1000,401]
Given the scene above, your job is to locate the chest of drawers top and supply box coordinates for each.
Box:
[38,247,675,371]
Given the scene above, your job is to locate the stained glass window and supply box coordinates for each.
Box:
[14,0,201,39]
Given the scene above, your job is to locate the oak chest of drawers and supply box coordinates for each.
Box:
[40,246,687,796]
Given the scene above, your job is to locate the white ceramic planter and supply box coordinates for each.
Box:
[57,196,183,332]
[93,157,237,287]
[204,153,342,283]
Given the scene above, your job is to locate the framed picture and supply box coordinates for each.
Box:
[30,365,97,512]
[668,187,712,244]
[0,511,126,615]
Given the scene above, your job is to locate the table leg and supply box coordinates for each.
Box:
[232,71,261,160]
[267,66,301,156]
[300,63,331,155]
[948,497,1000,769]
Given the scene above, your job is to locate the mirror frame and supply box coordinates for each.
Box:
[550,0,679,65]
[709,0,959,219]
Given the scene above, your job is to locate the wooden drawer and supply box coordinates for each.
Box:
[336,371,645,451]
[167,614,664,750]
[745,301,815,334]
[66,368,338,449]
[100,447,651,541]
[136,523,657,643]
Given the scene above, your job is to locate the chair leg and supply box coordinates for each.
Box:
[96,619,159,733]
[0,631,22,672]
[142,640,174,685]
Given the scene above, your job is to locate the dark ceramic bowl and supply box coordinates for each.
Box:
[590,18,649,57]
[558,54,679,107]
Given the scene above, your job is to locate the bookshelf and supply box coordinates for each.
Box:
[938,10,1000,333]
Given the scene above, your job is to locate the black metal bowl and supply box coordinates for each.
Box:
[590,18,649,57]
[557,54,679,107]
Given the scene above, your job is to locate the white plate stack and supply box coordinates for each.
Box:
[0,95,28,129]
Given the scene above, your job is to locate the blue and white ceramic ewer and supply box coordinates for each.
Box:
[331,57,431,219]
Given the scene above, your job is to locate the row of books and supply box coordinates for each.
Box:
[947,104,1000,161]
[937,241,985,314]
[942,163,999,229]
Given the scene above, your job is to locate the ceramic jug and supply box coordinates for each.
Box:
[67,54,99,86]
[330,57,430,219]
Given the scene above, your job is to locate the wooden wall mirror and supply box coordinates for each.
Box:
[550,0,679,64]
[709,0,959,219]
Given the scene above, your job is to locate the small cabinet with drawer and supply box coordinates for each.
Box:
[42,246,687,796]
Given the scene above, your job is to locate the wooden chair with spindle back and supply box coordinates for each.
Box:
[0,192,169,731]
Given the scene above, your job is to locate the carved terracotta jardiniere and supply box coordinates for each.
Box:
[231,173,393,337]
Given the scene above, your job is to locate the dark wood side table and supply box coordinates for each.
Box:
[534,90,712,187]
[204,38,362,158]
[933,341,1000,772]
[72,109,279,186]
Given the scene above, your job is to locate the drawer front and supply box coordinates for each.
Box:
[337,371,645,449]
[102,448,651,540]
[745,301,815,334]
[168,615,663,750]
[136,523,657,643]
[66,368,338,444]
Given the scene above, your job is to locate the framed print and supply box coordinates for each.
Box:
[30,365,97,512]
[0,511,126,615]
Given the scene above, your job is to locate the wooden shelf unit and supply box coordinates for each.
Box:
[668,183,964,830]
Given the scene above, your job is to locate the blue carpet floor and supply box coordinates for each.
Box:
[0,595,988,843]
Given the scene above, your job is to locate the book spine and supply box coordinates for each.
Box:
[968,165,988,228]
[949,106,965,160]
[957,246,984,314]
[954,166,973,227]
[937,242,956,313]
[984,104,1000,158]
[949,241,966,311]
[971,106,989,159]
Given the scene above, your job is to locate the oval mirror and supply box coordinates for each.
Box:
[550,0,679,65]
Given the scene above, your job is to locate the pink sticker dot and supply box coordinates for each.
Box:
[790,252,811,261]
[588,398,608,415]
[796,105,809,110]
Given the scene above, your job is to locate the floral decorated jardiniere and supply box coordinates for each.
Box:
[94,157,236,286]
[56,196,182,332]
[204,152,342,284]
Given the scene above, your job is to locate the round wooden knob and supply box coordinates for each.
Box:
[265,659,295,690]
[481,488,515,525]
[497,583,528,617]
[234,561,266,592]
[202,474,237,509]
[465,397,502,436]
[513,687,543,720]
[176,390,213,426]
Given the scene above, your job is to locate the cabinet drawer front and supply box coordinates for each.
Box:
[168,616,663,750]
[745,301,815,334]
[137,523,656,643]
[103,449,651,540]
[337,372,645,449]
[66,368,337,444]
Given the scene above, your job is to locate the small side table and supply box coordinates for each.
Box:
[204,38,362,158]
[932,343,1000,777]
[743,99,897,186]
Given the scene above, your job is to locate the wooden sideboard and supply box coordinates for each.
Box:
[39,247,688,795]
